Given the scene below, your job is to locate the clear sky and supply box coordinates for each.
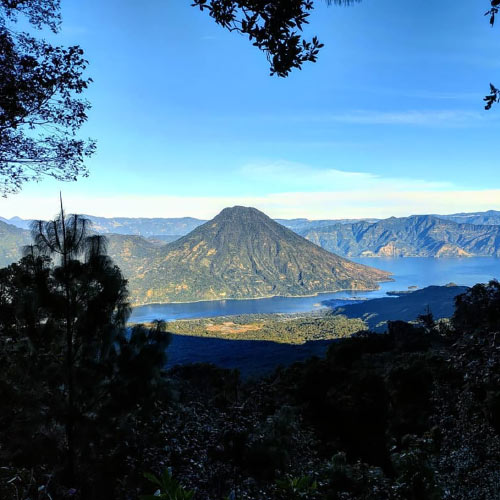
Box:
[2,0,500,220]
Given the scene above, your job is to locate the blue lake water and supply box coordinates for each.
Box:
[129,257,500,376]
[130,257,500,323]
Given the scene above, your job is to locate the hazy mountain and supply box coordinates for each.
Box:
[299,215,500,257]
[5,210,500,235]
[276,218,379,232]
[7,210,500,240]
[82,215,205,236]
[118,206,391,305]
[2,214,379,237]
[435,210,500,226]
[0,215,205,236]
[0,221,31,267]
[0,216,32,230]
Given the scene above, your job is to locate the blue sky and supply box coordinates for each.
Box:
[2,0,500,219]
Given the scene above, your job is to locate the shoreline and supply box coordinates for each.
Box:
[129,278,394,309]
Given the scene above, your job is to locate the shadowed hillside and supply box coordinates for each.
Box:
[327,284,469,330]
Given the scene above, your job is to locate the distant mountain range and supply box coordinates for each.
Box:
[0,215,204,236]
[0,214,379,237]
[275,218,380,232]
[4,210,500,261]
[3,210,500,238]
[3,209,500,260]
[298,215,500,257]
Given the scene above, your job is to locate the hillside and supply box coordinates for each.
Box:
[327,284,469,331]
[120,206,391,304]
[299,215,500,257]
[0,221,31,267]
[104,233,163,278]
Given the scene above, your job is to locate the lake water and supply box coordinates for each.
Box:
[130,257,500,323]
[129,257,500,376]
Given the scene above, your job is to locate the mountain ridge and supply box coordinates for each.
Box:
[4,209,500,238]
[298,214,500,257]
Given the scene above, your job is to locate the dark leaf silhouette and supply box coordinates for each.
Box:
[0,0,95,195]
[191,0,360,77]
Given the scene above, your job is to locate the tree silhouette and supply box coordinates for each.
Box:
[485,1,500,108]
[30,196,92,477]
[194,0,500,109]
[0,0,95,196]
[192,0,360,77]
[0,200,170,492]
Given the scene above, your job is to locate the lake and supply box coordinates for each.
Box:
[129,257,500,376]
[130,257,500,323]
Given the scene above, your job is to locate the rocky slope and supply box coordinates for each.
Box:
[299,215,500,257]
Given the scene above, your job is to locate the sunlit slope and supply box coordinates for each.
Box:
[122,206,391,304]
[300,215,500,257]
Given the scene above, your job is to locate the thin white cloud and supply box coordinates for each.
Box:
[250,109,494,128]
[350,86,480,101]
[402,90,479,101]
[240,160,453,191]
[211,109,492,128]
[3,189,500,220]
[322,110,489,127]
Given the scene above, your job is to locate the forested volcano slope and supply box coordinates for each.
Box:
[120,206,390,304]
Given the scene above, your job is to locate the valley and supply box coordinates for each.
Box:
[162,313,366,344]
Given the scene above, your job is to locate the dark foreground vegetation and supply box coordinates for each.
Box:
[0,211,499,499]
